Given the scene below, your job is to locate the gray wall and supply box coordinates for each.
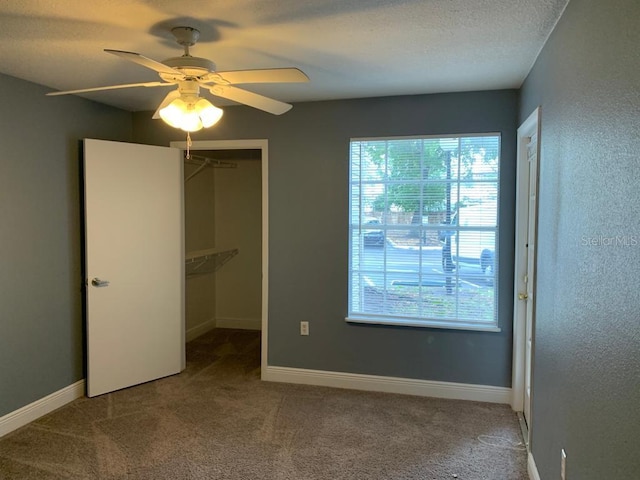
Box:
[519,0,640,478]
[134,90,518,387]
[0,73,132,417]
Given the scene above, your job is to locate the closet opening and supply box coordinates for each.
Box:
[171,139,269,374]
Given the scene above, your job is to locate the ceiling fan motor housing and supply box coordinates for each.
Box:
[160,56,216,79]
[159,27,215,79]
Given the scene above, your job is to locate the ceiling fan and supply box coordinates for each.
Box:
[47,26,309,131]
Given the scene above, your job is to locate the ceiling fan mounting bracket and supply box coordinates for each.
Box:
[171,27,200,47]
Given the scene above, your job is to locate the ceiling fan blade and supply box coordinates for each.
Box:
[152,90,181,119]
[208,85,293,115]
[46,81,172,96]
[105,49,183,76]
[204,68,309,85]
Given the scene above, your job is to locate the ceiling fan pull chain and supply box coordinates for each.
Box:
[186,132,192,159]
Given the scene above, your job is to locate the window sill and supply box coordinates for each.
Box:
[345,315,501,332]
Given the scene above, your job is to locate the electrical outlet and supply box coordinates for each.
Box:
[561,449,567,480]
[300,321,309,336]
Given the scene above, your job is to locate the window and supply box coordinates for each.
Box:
[348,134,500,331]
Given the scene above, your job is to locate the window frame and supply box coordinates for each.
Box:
[346,133,501,332]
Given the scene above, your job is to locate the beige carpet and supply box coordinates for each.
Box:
[0,329,527,479]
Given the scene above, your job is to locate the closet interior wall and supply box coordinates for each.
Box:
[184,157,217,340]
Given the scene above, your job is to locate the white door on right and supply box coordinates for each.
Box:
[523,133,538,427]
[513,107,540,438]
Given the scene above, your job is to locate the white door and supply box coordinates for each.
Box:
[84,139,184,397]
[512,108,540,435]
[523,132,538,425]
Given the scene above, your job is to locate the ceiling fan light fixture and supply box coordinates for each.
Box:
[179,109,204,132]
[159,96,223,132]
[195,98,224,128]
[158,98,189,129]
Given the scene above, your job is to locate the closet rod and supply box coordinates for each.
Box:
[184,154,237,183]
[185,248,239,277]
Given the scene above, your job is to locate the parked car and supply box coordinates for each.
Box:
[363,217,385,246]
[439,203,496,275]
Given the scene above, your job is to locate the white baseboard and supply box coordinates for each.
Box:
[186,317,261,342]
[528,452,541,480]
[186,318,217,342]
[216,317,262,331]
[262,366,511,404]
[0,380,85,438]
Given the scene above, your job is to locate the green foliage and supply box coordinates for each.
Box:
[460,137,499,162]
[367,140,447,214]
[365,136,500,214]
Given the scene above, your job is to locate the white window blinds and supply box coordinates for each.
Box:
[348,134,500,331]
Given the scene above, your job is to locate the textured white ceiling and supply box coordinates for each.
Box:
[0,0,569,112]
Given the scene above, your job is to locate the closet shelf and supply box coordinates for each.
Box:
[185,248,239,277]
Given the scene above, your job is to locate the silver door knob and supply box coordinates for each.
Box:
[91,278,110,287]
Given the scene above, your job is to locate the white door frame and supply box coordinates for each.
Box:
[171,139,269,373]
[511,108,540,426]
